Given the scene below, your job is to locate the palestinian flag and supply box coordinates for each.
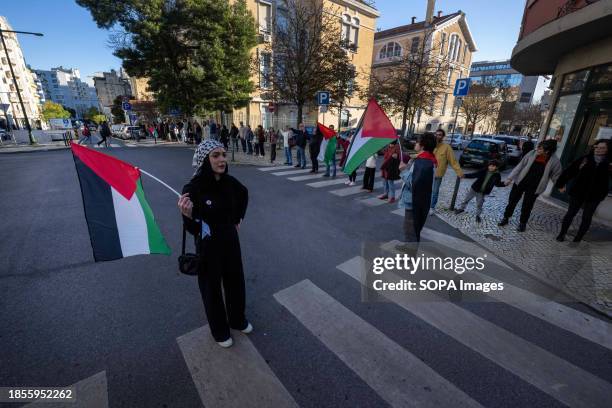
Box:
[71,142,171,262]
[316,122,337,164]
[343,99,398,175]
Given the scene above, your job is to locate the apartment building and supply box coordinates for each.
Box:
[34,66,99,119]
[92,69,132,108]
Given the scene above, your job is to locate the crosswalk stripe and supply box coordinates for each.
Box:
[305,169,366,188]
[288,173,325,181]
[258,166,293,172]
[360,190,401,207]
[177,325,298,408]
[271,169,311,176]
[331,179,402,197]
[337,256,612,408]
[274,280,482,408]
[26,371,108,407]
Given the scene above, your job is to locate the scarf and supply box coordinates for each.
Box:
[417,151,438,166]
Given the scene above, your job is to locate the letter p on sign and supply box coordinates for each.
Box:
[453,78,471,96]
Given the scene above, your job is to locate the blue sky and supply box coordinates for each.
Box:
[2,0,524,85]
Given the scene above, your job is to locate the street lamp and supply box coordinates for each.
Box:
[0,27,44,145]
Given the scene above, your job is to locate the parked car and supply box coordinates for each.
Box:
[111,124,125,136]
[443,133,465,150]
[114,125,141,140]
[492,135,525,163]
[459,138,508,169]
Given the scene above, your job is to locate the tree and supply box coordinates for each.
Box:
[76,0,257,116]
[41,101,70,121]
[62,105,76,119]
[329,53,360,130]
[111,96,126,124]
[365,28,451,136]
[459,84,497,135]
[261,0,357,125]
[513,103,543,136]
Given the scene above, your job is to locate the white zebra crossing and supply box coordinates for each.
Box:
[337,255,612,408]
[274,280,483,408]
[271,168,312,176]
[25,371,108,407]
[257,165,294,172]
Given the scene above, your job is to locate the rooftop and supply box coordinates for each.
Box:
[374,12,461,40]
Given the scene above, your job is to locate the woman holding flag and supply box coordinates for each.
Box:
[178,140,252,348]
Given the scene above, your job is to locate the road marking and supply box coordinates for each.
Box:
[305,170,366,188]
[331,181,384,196]
[360,190,401,207]
[177,325,298,408]
[338,256,612,408]
[271,169,311,176]
[288,173,325,181]
[26,371,108,407]
[258,166,293,172]
[274,280,482,408]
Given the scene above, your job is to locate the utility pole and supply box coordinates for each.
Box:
[0,27,43,144]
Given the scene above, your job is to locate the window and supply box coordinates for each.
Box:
[456,39,462,62]
[411,37,420,54]
[448,34,457,60]
[259,52,271,89]
[378,42,402,59]
[341,14,359,50]
[446,68,452,85]
[441,94,448,115]
[439,32,446,55]
[462,44,468,64]
[351,17,359,47]
[520,92,532,103]
[258,1,271,33]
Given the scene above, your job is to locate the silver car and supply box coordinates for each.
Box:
[492,135,525,162]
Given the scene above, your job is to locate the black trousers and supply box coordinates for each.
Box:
[197,227,247,342]
[240,138,247,152]
[310,145,320,172]
[97,134,108,146]
[503,184,538,224]
[559,197,601,241]
[349,170,357,182]
[270,144,276,162]
[363,167,376,191]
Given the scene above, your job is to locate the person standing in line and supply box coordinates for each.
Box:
[238,122,248,153]
[246,125,254,155]
[431,129,464,214]
[209,120,218,141]
[499,139,562,232]
[322,125,337,178]
[229,123,239,152]
[195,121,203,145]
[520,138,534,158]
[292,123,308,169]
[281,125,293,165]
[269,127,278,163]
[379,141,401,203]
[179,140,252,348]
[97,121,111,147]
[220,124,230,149]
[256,125,266,157]
[555,139,610,242]
[338,130,355,184]
[362,154,377,192]
[454,160,505,222]
[397,133,437,247]
[309,125,323,173]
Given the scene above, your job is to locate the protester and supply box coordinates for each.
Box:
[220,124,229,149]
[431,129,463,214]
[362,154,377,192]
[179,140,251,348]
[269,127,278,163]
[499,139,562,232]
[195,121,203,145]
[398,133,437,245]
[454,160,505,222]
[281,125,293,165]
[378,141,401,203]
[238,122,248,153]
[209,120,218,141]
[338,130,356,184]
[555,139,610,242]
[229,123,239,151]
[202,120,210,141]
[521,139,534,158]
[309,125,323,173]
[246,125,254,155]
[292,123,307,169]
[255,125,265,157]
[97,121,111,147]
[78,124,91,145]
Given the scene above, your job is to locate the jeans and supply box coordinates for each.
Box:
[325,155,337,177]
[431,177,443,209]
[297,146,306,168]
[559,196,601,241]
[503,183,538,224]
[349,170,357,182]
[383,179,396,198]
[458,189,485,216]
[284,146,293,165]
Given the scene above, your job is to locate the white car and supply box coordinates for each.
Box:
[443,133,465,150]
[492,135,525,162]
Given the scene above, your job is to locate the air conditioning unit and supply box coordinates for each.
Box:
[262,33,272,43]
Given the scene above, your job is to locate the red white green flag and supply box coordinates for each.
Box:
[343,99,398,175]
[316,122,337,164]
[70,142,171,262]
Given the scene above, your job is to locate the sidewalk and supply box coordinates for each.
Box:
[0,141,70,154]
[433,170,612,317]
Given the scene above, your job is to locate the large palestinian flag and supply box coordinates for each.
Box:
[343,99,398,175]
[71,142,171,262]
[316,122,337,164]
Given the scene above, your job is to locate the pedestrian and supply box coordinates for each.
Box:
[220,124,229,149]
[281,125,294,165]
[269,127,278,163]
[397,133,438,247]
[362,154,377,192]
[431,129,464,214]
[338,130,356,184]
[555,139,610,242]
[378,141,401,203]
[97,121,111,147]
[499,139,562,232]
[78,124,91,145]
[195,121,203,145]
[210,120,218,141]
[520,139,535,158]
[309,125,323,173]
[292,123,308,168]
[179,139,252,348]
[322,125,337,178]
[256,125,265,157]
[229,123,239,152]
[246,125,254,155]
[454,160,505,222]
[202,120,210,141]
[238,122,248,153]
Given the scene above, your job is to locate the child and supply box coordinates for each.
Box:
[378,142,401,203]
[454,160,505,222]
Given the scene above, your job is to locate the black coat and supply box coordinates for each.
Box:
[291,129,308,148]
[466,168,504,195]
[555,153,610,203]
[411,157,435,237]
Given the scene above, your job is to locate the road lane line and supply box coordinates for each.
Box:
[288,173,325,181]
[338,256,612,408]
[177,325,298,408]
[271,169,312,176]
[274,280,483,408]
[258,166,293,172]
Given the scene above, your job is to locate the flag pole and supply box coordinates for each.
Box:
[138,168,181,197]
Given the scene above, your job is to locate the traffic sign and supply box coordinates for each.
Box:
[316,91,330,106]
[169,107,181,116]
[453,78,471,96]
[122,102,132,111]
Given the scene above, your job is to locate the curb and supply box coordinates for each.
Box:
[0,145,71,154]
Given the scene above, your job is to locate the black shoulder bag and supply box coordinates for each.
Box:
[178,225,202,276]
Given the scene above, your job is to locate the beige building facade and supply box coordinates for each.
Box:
[129,76,154,101]
[372,8,476,134]
[227,0,379,131]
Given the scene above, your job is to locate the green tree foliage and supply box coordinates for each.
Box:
[111,96,126,124]
[41,101,70,121]
[76,0,257,116]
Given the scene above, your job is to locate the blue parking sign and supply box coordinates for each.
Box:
[122,102,132,111]
[317,91,330,106]
[453,78,471,96]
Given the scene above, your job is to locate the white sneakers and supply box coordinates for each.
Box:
[216,322,253,348]
[429,208,435,216]
[241,322,253,334]
[349,181,355,186]
[344,180,351,185]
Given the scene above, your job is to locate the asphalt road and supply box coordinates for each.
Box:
[1,146,611,408]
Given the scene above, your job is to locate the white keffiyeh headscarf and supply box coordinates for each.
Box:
[192,139,225,169]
